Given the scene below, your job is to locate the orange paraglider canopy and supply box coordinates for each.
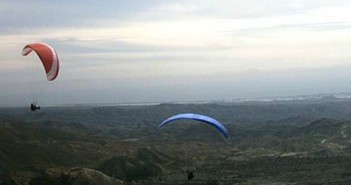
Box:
[22,43,59,81]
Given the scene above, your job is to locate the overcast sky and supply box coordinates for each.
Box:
[1,0,351,106]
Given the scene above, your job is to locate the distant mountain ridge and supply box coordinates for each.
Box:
[2,98,351,126]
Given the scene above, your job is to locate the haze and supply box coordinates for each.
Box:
[1,0,351,106]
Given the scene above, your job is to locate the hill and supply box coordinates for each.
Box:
[1,100,351,184]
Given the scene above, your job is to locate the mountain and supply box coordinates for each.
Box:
[1,100,351,184]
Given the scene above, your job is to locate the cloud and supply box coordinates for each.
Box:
[1,1,351,106]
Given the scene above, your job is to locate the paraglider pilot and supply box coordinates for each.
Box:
[30,103,40,111]
[187,171,194,181]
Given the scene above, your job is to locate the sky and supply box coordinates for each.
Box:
[1,0,351,106]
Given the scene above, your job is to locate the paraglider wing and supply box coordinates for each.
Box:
[158,113,229,138]
[22,43,59,81]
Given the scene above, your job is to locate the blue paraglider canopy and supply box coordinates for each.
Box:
[158,113,229,138]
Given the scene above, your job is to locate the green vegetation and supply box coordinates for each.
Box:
[1,100,351,184]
